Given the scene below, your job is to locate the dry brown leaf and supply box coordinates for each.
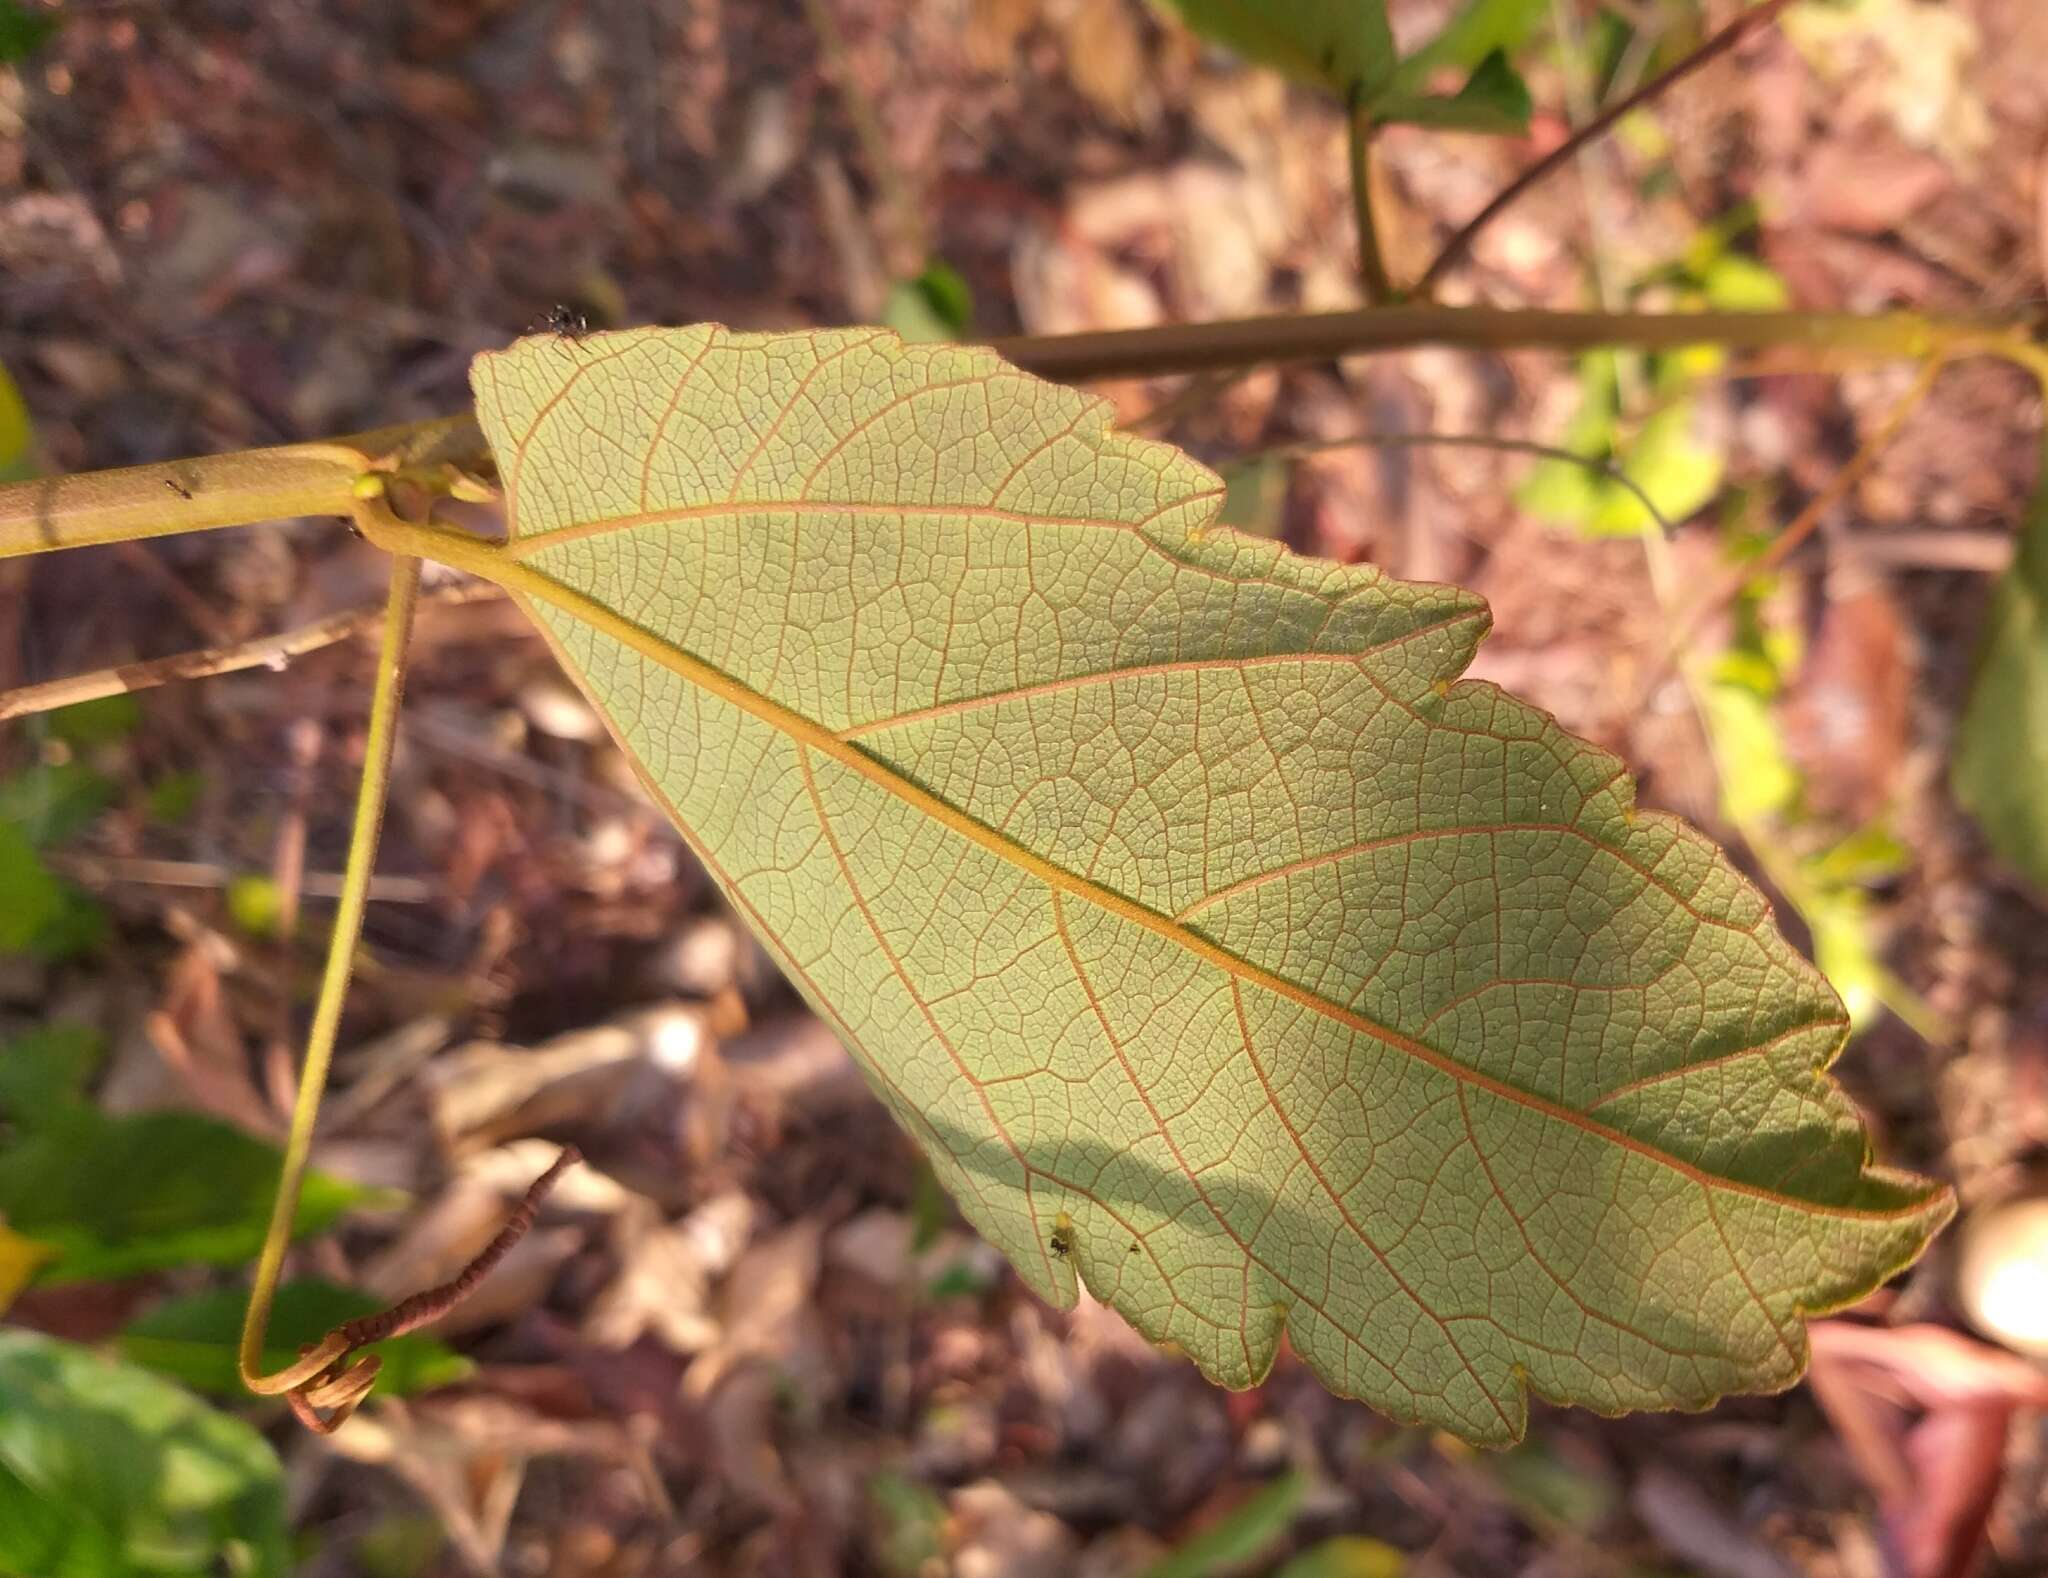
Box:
[685,1218,825,1399]
[1808,1320,2048,1578]
[584,1191,756,1353]
[424,1003,713,1149]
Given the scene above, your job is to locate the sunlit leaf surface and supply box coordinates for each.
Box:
[456,326,1948,1443]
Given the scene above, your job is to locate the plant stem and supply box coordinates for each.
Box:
[0,309,2028,561]
[1414,0,1797,296]
[1348,90,1395,303]
[0,413,483,562]
[237,553,422,1394]
[0,582,500,722]
[987,304,2005,384]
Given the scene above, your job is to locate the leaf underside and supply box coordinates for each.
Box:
[466,325,1949,1444]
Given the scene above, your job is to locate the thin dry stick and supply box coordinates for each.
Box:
[1254,431,1679,539]
[1747,359,1947,580]
[801,0,926,275]
[1414,0,1796,296]
[0,582,502,722]
[1121,369,1246,434]
[280,1146,581,1434]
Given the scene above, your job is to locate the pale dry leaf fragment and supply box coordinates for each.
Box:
[424,1002,710,1149]
[1783,0,1991,166]
[952,1479,1082,1578]
[685,1218,825,1398]
[1631,1464,1799,1578]
[826,1207,915,1286]
[1048,0,1149,125]
[469,1138,633,1215]
[462,324,1951,1444]
[584,1190,756,1352]
[1955,1190,2048,1357]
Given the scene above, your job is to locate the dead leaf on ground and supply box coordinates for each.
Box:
[1783,580,1912,824]
[1807,1319,2048,1578]
[584,1190,756,1353]
[685,1217,826,1399]
[952,1479,1081,1578]
[424,1002,716,1151]
[1631,1464,1800,1578]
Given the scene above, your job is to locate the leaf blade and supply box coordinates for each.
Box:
[1954,437,2048,888]
[0,1329,288,1578]
[465,325,1949,1443]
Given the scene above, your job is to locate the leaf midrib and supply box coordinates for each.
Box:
[378,513,1928,1225]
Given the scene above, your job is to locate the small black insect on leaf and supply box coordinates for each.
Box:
[1049,1226,1072,1260]
[529,304,591,341]
[164,478,193,500]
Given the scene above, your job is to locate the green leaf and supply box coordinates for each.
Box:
[0,354,37,480]
[1955,443,2048,889]
[0,1106,367,1284]
[1139,1471,1307,1578]
[460,325,1947,1444]
[868,1469,948,1578]
[1215,454,1290,540]
[1,759,110,961]
[226,872,288,938]
[1151,0,1396,97]
[0,757,115,845]
[120,1279,474,1399]
[883,261,975,345]
[0,1222,58,1312]
[145,770,205,826]
[1375,50,1533,135]
[47,691,141,749]
[0,819,65,952]
[1479,1437,1615,1530]
[1275,1537,1407,1578]
[0,1328,289,1578]
[0,1021,104,1120]
[1518,354,1723,537]
[1392,0,1547,89]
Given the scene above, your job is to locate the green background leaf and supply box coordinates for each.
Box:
[0,1329,288,1578]
[1151,0,1397,96]
[0,1107,367,1284]
[120,1279,474,1399]
[0,355,37,479]
[1375,50,1533,135]
[1954,437,2048,889]
[0,1022,105,1119]
[456,325,1947,1443]
[1392,0,1548,89]
[1138,1471,1307,1578]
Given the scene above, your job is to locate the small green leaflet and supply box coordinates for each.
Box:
[448,325,1948,1444]
[1151,0,1397,97]
[1954,432,2048,889]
